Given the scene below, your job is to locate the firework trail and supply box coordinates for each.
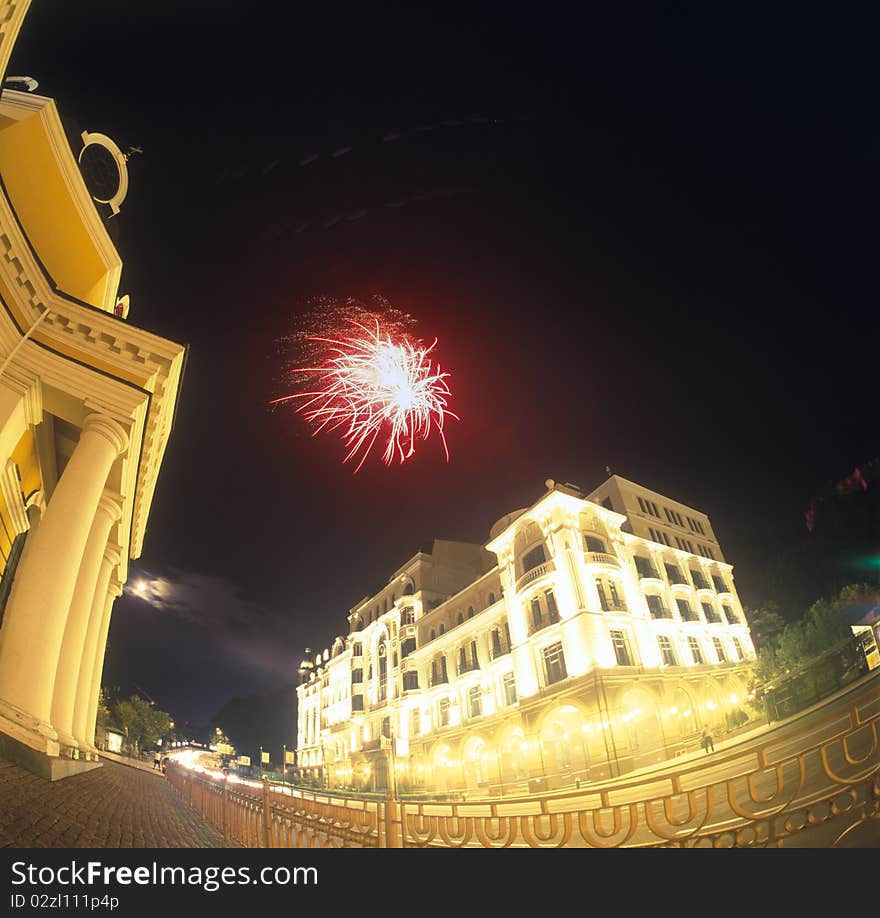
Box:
[273,297,457,472]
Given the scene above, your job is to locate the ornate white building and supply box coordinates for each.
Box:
[297,476,756,796]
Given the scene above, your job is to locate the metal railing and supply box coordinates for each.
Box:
[167,673,880,848]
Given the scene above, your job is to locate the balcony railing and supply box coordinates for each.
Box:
[599,599,629,613]
[649,606,674,620]
[490,644,512,660]
[516,560,555,592]
[724,609,740,625]
[528,610,560,635]
[430,673,448,687]
[457,660,480,676]
[585,552,621,568]
[703,610,722,624]
[692,575,711,590]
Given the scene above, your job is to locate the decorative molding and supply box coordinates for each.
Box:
[0,457,26,532]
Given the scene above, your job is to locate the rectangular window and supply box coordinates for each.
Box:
[723,604,738,625]
[610,629,633,666]
[595,579,609,611]
[732,637,744,660]
[688,637,705,665]
[531,597,543,629]
[637,496,647,513]
[657,635,678,666]
[468,686,482,718]
[403,670,419,691]
[646,594,669,619]
[635,556,658,579]
[702,602,720,623]
[692,569,709,590]
[438,698,450,727]
[713,637,727,662]
[666,564,685,584]
[651,501,660,517]
[491,628,502,656]
[351,669,363,684]
[502,672,517,706]
[676,598,696,621]
[542,642,567,685]
[609,582,625,610]
[712,575,727,593]
[410,708,421,736]
[545,589,559,623]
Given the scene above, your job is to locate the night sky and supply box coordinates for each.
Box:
[8,5,873,731]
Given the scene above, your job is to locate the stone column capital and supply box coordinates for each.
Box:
[103,544,122,568]
[82,414,129,457]
[96,492,123,524]
[109,578,125,598]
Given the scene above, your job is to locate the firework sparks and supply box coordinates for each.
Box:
[273,302,457,472]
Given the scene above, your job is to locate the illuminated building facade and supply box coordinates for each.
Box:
[0,2,185,778]
[297,476,756,794]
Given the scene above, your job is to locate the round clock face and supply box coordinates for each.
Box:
[78,142,121,203]
[77,132,130,215]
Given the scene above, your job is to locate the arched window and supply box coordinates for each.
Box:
[403,581,415,596]
[488,592,496,606]
[430,629,436,641]
[439,623,445,635]
[467,606,474,618]
[457,612,463,625]
[584,535,606,554]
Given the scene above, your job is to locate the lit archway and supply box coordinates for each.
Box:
[462,735,490,790]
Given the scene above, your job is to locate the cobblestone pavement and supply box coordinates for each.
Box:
[0,756,239,847]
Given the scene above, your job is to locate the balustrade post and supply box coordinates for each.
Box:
[262,776,271,848]
[223,775,229,843]
[384,789,403,848]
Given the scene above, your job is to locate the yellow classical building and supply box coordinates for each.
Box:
[0,2,185,778]
[297,477,756,795]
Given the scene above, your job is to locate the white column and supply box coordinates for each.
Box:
[82,577,123,750]
[0,414,128,750]
[72,543,120,752]
[51,494,122,751]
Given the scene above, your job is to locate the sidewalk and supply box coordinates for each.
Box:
[0,754,239,847]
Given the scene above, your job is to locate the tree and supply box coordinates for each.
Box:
[744,602,786,652]
[96,688,112,728]
[112,695,171,755]
[752,583,870,685]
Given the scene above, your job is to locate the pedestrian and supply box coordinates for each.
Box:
[153,751,161,770]
[700,727,715,754]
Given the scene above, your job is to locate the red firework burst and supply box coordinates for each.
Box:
[273,319,457,472]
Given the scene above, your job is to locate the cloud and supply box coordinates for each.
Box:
[122,569,301,686]
[125,570,282,634]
